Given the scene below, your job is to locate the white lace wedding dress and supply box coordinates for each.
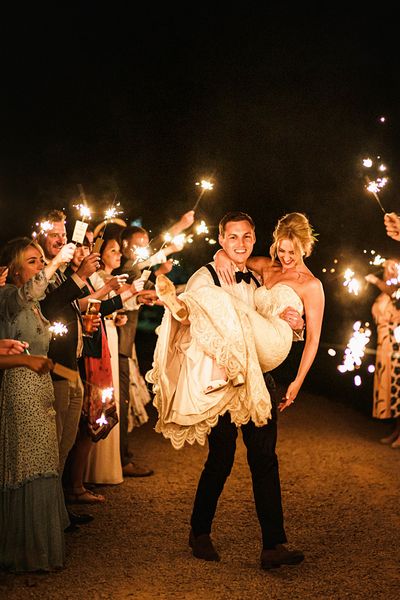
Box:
[146,283,303,449]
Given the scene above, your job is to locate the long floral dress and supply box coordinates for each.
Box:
[371,293,400,419]
[0,271,68,572]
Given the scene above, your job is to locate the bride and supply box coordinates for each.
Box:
[147,212,324,449]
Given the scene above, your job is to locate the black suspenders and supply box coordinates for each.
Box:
[205,263,261,288]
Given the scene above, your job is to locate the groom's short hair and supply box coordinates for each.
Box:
[219,212,255,236]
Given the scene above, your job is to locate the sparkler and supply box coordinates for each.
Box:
[192,179,214,212]
[49,322,69,337]
[96,387,114,426]
[337,321,371,374]
[362,157,388,213]
[93,196,123,253]
[343,268,361,296]
[32,220,53,238]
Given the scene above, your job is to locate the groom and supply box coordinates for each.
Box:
[184,211,305,570]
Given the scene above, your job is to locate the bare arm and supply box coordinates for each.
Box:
[0,353,54,373]
[365,274,398,296]
[279,278,325,411]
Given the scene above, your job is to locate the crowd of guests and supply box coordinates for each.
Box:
[0,207,194,572]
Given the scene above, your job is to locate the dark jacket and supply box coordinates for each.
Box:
[40,269,89,377]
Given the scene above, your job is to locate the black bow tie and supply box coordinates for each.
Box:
[235,271,252,284]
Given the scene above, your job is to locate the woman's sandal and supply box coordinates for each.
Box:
[204,379,229,395]
[155,274,188,321]
[65,489,106,504]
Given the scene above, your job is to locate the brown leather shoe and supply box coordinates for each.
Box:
[122,462,154,477]
[189,529,220,562]
[260,544,304,570]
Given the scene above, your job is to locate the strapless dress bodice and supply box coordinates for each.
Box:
[254,283,303,319]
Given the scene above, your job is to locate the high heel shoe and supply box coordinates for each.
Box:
[155,274,188,321]
[380,430,400,445]
[232,373,245,387]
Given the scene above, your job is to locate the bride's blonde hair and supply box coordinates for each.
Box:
[269,212,318,261]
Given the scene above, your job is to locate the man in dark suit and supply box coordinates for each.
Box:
[156,212,305,570]
[38,210,99,525]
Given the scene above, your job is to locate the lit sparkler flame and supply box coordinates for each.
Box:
[193,178,215,211]
[337,321,371,374]
[104,207,120,220]
[49,322,68,337]
[363,158,373,168]
[133,246,150,262]
[343,269,361,295]
[74,204,92,221]
[369,254,386,266]
[96,387,114,426]
[196,180,214,191]
[196,220,209,235]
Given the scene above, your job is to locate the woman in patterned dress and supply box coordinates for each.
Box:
[366,259,400,448]
[0,237,75,572]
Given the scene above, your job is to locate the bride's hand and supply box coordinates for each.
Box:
[278,381,300,412]
[214,249,236,285]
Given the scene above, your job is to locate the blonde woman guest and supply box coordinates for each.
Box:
[0,237,74,572]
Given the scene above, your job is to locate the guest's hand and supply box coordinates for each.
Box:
[24,355,54,375]
[176,210,195,232]
[365,274,379,286]
[106,274,129,292]
[155,259,174,276]
[115,313,128,327]
[0,339,29,355]
[131,278,145,294]
[137,290,159,306]
[384,212,400,241]
[54,242,76,266]
[76,253,101,279]
[90,314,102,332]
[0,266,8,286]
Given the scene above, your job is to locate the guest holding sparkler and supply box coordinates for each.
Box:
[366,259,400,447]
[115,210,194,477]
[0,236,75,572]
[63,238,145,503]
[38,209,100,526]
[84,236,145,485]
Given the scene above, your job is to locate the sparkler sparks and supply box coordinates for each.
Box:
[195,220,209,235]
[343,268,361,295]
[49,322,69,337]
[362,157,388,213]
[337,321,371,375]
[96,387,114,426]
[74,203,92,221]
[192,179,215,212]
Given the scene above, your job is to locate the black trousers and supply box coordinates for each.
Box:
[190,374,287,549]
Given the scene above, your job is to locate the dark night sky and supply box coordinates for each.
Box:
[2,9,400,361]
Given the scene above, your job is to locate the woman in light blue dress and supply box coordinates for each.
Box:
[0,237,74,572]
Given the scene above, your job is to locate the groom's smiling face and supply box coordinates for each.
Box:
[219,220,256,269]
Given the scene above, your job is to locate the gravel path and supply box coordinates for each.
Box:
[2,388,399,600]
